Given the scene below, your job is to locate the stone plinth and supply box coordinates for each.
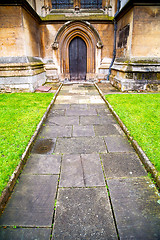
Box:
[0,57,46,92]
[110,61,160,91]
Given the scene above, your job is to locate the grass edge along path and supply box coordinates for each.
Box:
[0,93,54,196]
[105,93,160,175]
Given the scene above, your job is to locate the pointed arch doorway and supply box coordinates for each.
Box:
[69,36,87,81]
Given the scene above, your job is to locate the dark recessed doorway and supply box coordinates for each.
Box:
[69,36,87,81]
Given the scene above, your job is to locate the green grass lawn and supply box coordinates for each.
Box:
[0,93,54,196]
[105,93,160,174]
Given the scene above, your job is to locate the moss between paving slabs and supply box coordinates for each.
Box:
[0,93,54,196]
[105,94,160,175]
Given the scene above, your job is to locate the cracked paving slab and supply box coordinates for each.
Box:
[81,153,106,187]
[60,154,105,187]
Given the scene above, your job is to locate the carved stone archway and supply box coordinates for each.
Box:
[52,21,103,80]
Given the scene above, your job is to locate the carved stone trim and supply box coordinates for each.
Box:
[52,41,59,50]
[97,40,103,49]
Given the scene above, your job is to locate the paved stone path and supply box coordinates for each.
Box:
[0,84,160,239]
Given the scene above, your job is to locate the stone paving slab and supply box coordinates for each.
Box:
[55,137,107,154]
[0,175,58,227]
[96,108,111,116]
[38,125,72,138]
[48,109,66,116]
[70,104,88,109]
[68,89,89,94]
[72,125,95,137]
[87,103,107,109]
[52,188,118,240]
[32,138,56,154]
[66,108,97,116]
[0,228,51,240]
[81,97,104,104]
[60,154,105,187]
[60,154,84,187]
[94,124,121,136]
[52,104,70,109]
[81,154,106,187]
[22,154,61,175]
[55,96,72,101]
[46,116,79,126]
[101,153,147,178]
[55,96,102,103]
[80,115,117,125]
[55,99,76,105]
[107,177,160,239]
[96,82,120,94]
[104,135,134,152]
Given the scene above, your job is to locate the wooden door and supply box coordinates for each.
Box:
[69,37,87,81]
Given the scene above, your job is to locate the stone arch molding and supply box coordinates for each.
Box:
[52,21,103,80]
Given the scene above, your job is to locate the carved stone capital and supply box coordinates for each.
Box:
[52,41,59,50]
[97,41,103,49]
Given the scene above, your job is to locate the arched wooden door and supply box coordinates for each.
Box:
[69,37,87,81]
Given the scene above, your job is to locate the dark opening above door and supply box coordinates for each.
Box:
[69,36,87,81]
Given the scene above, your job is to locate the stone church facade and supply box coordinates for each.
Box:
[0,0,160,92]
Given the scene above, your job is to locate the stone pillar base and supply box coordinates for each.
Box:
[45,63,59,82]
[110,61,160,92]
[0,73,46,92]
[0,57,46,92]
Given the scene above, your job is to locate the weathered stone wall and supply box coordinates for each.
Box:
[132,6,160,61]
[110,5,160,91]
[40,23,62,61]
[115,5,160,62]
[0,5,41,58]
[92,23,114,60]
[22,7,41,57]
[0,5,45,92]
[0,6,25,57]
[116,8,133,60]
